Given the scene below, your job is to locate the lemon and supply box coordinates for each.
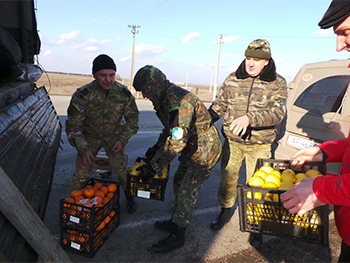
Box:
[281,173,295,183]
[295,178,305,184]
[248,176,265,188]
[272,193,279,202]
[295,173,307,180]
[282,169,296,176]
[246,191,262,200]
[259,165,274,174]
[308,173,323,178]
[279,181,295,190]
[269,170,281,179]
[305,169,321,177]
[264,174,281,187]
[253,170,268,180]
[264,196,272,202]
[261,182,278,189]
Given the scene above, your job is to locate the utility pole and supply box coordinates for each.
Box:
[128,25,140,84]
[213,34,223,101]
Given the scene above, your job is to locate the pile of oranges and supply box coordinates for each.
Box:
[64,182,117,209]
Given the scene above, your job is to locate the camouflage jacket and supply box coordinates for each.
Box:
[66,80,139,154]
[209,59,287,144]
[150,84,222,172]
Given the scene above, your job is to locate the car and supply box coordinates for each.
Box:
[275,59,350,174]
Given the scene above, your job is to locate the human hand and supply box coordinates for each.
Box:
[111,141,123,153]
[229,115,249,135]
[136,163,156,181]
[290,147,322,168]
[280,178,326,216]
[80,150,95,166]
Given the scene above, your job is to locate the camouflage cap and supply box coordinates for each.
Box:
[244,39,271,60]
[318,0,350,29]
[133,65,166,91]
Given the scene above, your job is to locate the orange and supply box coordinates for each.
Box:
[106,192,114,198]
[96,222,105,232]
[109,210,116,218]
[100,186,109,195]
[107,183,117,193]
[95,190,105,198]
[84,185,93,189]
[71,189,83,198]
[102,197,111,205]
[95,196,103,204]
[84,188,95,199]
[65,197,75,203]
[103,216,111,225]
[74,195,84,204]
[94,182,103,189]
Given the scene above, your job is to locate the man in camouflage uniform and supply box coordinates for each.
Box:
[66,54,139,213]
[132,65,222,253]
[208,39,287,247]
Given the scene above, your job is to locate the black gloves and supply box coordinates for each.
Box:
[136,163,156,181]
[145,145,159,162]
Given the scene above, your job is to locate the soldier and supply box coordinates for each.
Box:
[66,54,139,213]
[132,65,222,253]
[208,39,287,247]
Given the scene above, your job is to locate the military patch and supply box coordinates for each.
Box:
[72,100,83,112]
[171,127,184,140]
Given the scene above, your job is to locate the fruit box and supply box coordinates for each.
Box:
[60,178,119,232]
[127,157,169,201]
[60,205,120,258]
[237,159,329,246]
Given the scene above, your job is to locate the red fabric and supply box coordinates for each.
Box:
[313,137,350,246]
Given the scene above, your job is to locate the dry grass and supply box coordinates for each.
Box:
[37,71,214,102]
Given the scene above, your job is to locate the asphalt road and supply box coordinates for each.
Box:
[42,95,341,263]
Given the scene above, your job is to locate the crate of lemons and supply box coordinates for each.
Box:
[244,164,324,235]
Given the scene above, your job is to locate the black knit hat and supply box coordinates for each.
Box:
[318,0,350,29]
[92,54,116,74]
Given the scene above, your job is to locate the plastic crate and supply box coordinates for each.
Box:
[127,157,169,201]
[60,205,120,258]
[237,159,329,246]
[60,178,119,231]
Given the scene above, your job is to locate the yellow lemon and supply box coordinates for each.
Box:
[261,182,278,189]
[279,181,295,190]
[269,170,281,179]
[246,191,262,200]
[248,176,265,188]
[295,173,307,180]
[253,170,268,180]
[308,173,323,178]
[305,169,321,177]
[281,173,295,183]
[272,193,279,202]
[264,174,281,188]
[264,196,272,202]
[259,165,274,174]
[282,169,296,176]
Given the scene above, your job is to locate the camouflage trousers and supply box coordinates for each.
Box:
[71,138,128,191]
[171,159,211,228]
[218,139,271,208]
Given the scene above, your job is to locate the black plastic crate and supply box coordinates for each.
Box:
[60,178,119,231]
[127,157,169,201]
[237,159,329,246]
[60,205,120,258]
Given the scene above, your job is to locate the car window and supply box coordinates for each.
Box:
[294,75,350,115]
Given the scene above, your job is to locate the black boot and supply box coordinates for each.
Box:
[151,225,186,253]
[154,219,176,231]
[249,233,263,248]
[124,190,137,213]
[210,207,231,230]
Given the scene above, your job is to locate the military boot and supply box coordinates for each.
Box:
[124,190,137,213]
[249,233,263,248]
[151,225,186,253]
[154,219,176,231]
[210,207,231,230]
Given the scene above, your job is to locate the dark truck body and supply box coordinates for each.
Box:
[0,1,61,262]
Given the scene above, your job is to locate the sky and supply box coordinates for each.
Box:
[35,0,349,86]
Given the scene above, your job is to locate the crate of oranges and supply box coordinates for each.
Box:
[59,178,119,232]
[237,158,329,246]
[60,206,119,258]
[127,157,169,201]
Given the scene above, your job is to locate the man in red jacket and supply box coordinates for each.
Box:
[281,3,350,261]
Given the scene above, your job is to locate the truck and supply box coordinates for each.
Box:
[0,1,62,261]
[275,59,350,174]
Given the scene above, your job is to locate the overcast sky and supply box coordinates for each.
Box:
[36,0,348,86]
